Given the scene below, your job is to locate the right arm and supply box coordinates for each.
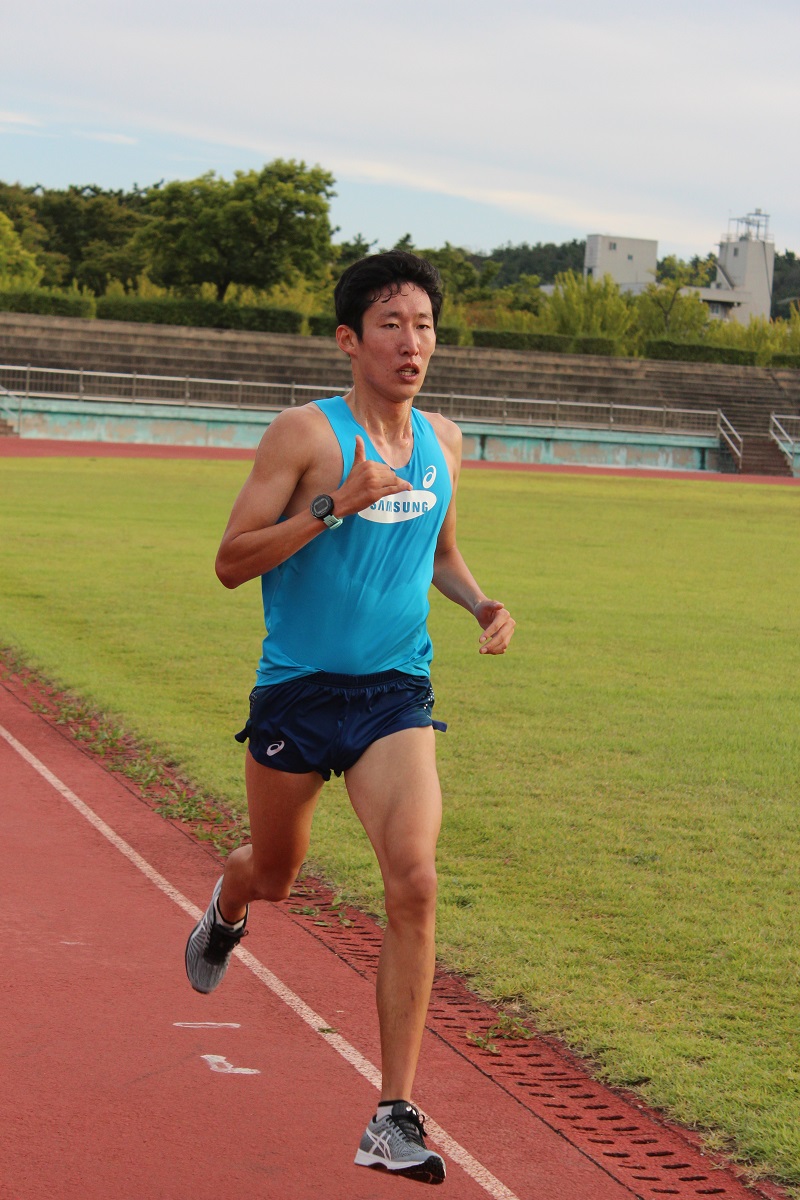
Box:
[215,408,410,589]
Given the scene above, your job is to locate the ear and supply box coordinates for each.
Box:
[335,324,359,357]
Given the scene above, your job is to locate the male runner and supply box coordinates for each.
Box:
[185,250,515,1185]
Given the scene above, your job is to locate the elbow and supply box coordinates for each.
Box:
[215,555,241,590]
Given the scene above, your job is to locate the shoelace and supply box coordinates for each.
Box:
[390,1109,427,1148]
[205,922,248,963]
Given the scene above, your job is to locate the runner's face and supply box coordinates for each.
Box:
[351,283,436,403]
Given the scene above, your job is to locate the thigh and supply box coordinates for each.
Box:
[245,752,324,877]
[344,726,442,879]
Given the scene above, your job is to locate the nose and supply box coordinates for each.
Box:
[401,323,421,356]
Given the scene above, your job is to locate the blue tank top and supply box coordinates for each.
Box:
[255,396,452,685]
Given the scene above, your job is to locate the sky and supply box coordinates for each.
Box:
[2,0,798,260]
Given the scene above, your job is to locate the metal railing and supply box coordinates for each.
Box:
[717,410,743,467]
[0,383,20,433]
[770,413,800,466]
[0,363,726,439]
[417,390,721,435]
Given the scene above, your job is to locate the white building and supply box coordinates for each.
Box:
[583,234,657,294]
[582,211,774,323]
[693,210,775,323]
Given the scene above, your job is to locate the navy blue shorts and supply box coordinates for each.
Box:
[235,670,447,780]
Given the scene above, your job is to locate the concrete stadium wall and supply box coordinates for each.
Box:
[9,396,725,472]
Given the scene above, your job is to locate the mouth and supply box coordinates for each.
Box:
[398,365,420,380]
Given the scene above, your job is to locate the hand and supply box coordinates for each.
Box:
[333,435,412,516]
[474,599,515,655]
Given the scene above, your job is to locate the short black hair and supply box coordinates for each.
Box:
[334,250,443,338]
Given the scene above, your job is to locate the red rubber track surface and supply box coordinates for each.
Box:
[1,438,793,1199]
[2,676,788,1200]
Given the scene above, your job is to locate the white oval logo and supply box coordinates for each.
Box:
[422,465,437,488]
[358,490,438,524]
[266,741,285,756]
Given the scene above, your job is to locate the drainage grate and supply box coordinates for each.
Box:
[287,877,788,1200]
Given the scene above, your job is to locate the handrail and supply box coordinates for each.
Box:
[770,412,799,465]
[0,363,723,438]
[717,410,743,466]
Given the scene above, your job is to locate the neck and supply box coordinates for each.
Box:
[344,388,415,466]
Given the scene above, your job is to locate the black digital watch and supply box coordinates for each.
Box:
[310,494,343,529]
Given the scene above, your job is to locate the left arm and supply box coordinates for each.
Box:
[429,416,516,655]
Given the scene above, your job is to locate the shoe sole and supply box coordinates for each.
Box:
[354,1152,445,1184]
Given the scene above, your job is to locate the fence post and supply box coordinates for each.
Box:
[237,380,243,409]
[132,371,137,400]
[184,377,189,405]
[25,363,30,401]
[290,382,296,407]
[79,369,84,399]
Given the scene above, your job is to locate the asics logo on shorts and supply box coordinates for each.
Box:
[266,741,285,756]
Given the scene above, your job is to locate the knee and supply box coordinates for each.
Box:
[385,862,438,925]
[248,864,299,903]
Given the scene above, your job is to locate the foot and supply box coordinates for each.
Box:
[354,1101,446,1185]
[185,877,248,994]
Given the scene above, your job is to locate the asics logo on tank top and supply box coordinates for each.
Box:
[358,464,438,525]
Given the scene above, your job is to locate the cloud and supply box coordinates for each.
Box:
[0,111,43,134]
[74,131,139,145]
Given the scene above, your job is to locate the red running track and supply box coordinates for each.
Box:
[1,681,636,1200]
[2,666,788,1200]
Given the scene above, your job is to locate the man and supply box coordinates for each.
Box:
[186,250,515,1185]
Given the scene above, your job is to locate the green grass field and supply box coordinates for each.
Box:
[2,456,799,1189]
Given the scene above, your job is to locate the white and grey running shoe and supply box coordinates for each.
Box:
[354,1101,445,1185]
[185,877,248,994]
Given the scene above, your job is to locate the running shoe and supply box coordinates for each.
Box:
[185,877,248,994]
[354,1101,446,1185]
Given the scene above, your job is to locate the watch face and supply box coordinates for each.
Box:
[311,494,333,519]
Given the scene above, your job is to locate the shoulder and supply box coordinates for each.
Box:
[416,409,462,460]
[253,401,334,463]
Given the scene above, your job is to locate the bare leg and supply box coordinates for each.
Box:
[345,726,442,1101]
[217,753,324,923]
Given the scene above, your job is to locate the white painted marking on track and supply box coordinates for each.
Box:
[174,1022,241,1029]
[201,1054,259,1075]
[0,722,521,1200]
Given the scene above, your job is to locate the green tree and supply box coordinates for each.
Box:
[0,211,44,287]
[335,234,376,270]
[34,185,148,291]
[0,182,69,285]
[636,254,714,340]
[422,243,499,303]
[539,271,634,341]
[772,250,800,319]
[483,239,585,286]
[140,161,336,301]
[497,272,544,315]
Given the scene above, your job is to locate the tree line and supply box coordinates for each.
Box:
[0,161,798,362]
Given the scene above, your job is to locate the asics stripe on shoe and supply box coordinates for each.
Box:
[185,876,248,995]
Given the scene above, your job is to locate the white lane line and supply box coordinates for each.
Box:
[1,722,521,1200]
[174,1022,241,1029]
